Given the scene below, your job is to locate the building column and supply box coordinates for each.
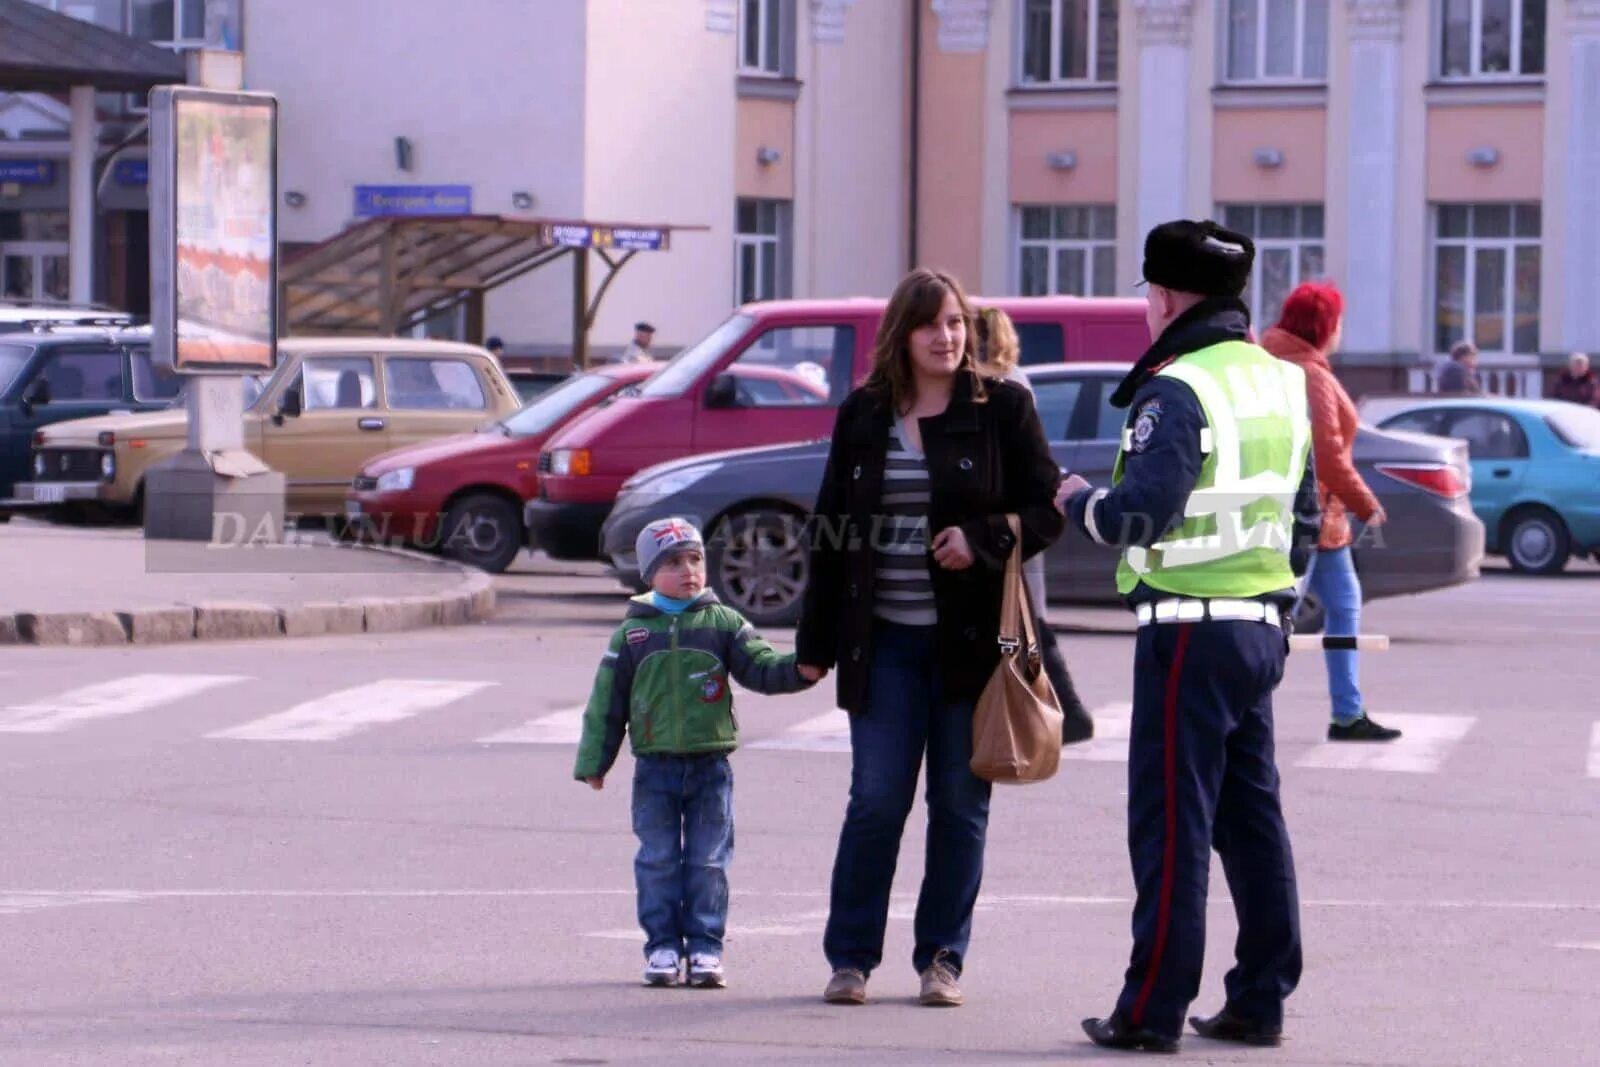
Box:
[1132,0,1195,244]
[1342,0,1406,356]
[68,84,96,305]
[1563,0,1600,352]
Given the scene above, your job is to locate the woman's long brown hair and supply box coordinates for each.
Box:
[863,268,984,413]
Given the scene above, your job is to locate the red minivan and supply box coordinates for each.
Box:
[527,295,1150,561]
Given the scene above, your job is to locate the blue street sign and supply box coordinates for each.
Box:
[0,160,56,185]
[353,184,473,218]
[113,159,149,186]
[547,224,666,251]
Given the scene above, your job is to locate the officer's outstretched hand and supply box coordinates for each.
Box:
[1055,473,1092,514]
[931,527,975,571]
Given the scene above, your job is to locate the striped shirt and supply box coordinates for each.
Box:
[872,416,937,626]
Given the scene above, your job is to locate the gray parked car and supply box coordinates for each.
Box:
[599,364,1485,630]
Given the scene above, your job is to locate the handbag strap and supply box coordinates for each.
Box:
[996,514,1037,655]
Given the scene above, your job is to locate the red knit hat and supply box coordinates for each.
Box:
[1274,282,1344,351]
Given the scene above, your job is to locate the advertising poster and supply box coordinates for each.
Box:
[170,93,276,372]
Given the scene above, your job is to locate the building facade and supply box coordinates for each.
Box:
[4,0,1596,392]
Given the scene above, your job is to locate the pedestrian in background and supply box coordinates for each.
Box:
[573,517,814,990]
[485,335,505,360]
[1552,352,1600,408]
[1262,282,1402,743]
[796,268,1064,1009]
[973,305,1093,744]
[1437,340,1483,395]
[620,322,656,363]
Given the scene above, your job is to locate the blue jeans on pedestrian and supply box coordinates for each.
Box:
[1303,546,1364,725]
[824,621,992,977]
[631,753,734,958]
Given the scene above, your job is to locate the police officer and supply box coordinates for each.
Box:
[1066,220,1320,1054]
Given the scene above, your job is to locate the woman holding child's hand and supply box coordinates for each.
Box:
[794,269,1065,1008]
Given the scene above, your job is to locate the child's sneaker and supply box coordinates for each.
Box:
[642,948,681,987]
[688,953,726,989]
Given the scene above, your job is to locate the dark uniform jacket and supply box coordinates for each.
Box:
[1064,299,1322,607]
[796,372,1065,715]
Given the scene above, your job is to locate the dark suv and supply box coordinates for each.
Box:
[0,327,181,510]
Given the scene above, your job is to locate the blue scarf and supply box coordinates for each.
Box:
[651,591,696,615]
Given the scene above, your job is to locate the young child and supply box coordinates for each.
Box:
[574,516,815,989]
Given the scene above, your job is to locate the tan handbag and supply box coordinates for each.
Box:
[970,515,1064,784]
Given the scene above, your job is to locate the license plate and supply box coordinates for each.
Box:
[32,484,67,504]
[344,500,362,518]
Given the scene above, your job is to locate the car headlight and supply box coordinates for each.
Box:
[33,454,45,477]
[622,463,720,504]
[375,468,415,492]
[549,449,592,477]
[100,453,116,481]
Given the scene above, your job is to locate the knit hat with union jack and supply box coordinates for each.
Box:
[635,516,705,583]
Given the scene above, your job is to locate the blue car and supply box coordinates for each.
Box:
[1377,398,1600,574]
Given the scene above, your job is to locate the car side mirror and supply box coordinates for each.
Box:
[705,373,738,410]
[21,378,50,412]
[275,388,302,423]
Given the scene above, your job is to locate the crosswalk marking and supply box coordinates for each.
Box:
[209,680,495,742]
[478,706,587,745]
[1296,714,1476,774]
[1589,723,1600,779]
[748,707,851,752]
[1061,704,1131,762]
[0,674,248,734]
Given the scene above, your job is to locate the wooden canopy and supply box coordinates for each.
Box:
[278,215,699,366]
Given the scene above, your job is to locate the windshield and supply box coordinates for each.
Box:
[0,343,29,395]
[502,372,618,436]
[637,313,753,399]
[1546,405,1600,452]
[242,372,272,410]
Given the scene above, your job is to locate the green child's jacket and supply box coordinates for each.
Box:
[573,591,810,780]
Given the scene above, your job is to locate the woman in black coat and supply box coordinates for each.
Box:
[795,268,1064,1007]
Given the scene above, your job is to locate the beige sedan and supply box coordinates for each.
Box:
[20,337,521,518]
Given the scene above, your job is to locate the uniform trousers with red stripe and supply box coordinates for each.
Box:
[1114,616,1303,1039]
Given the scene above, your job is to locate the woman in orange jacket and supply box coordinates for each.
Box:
[1261,283,1402,742]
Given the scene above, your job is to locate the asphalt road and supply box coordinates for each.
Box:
[0,556,1596,1065]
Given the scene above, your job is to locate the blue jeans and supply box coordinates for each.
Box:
[1303,546,1364,725]
[631,754,734,958]
[824,622,992,976]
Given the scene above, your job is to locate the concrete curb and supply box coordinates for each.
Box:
[0,546,496,648]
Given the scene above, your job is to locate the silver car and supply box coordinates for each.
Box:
[599,364,1485,629]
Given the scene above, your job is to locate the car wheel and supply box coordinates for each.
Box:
[440,493,524,573]
[1503,508,1570,575]
[707,508,809,628]
[1291,592,1325,636]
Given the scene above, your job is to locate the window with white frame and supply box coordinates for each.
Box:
[1225,0,1329,82]
[1440,0,1546,78]
[735,198,790,306]
[128,0,207,47]
[1218,204,1325,329]
[1019,0,1119,85]
[1016,205,1117,297]
[1432,203,1541,355]
[739,0,789,77]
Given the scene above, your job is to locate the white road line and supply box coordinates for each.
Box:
[0,674,249,734]
[1295,713,1476,774]
[478,706,586,745]
[1060,704,1132,762]
[1589,723,1600,779]
[209,679,495,742]
[748,708,852,752]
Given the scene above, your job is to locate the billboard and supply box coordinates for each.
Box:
[151,87,278,374]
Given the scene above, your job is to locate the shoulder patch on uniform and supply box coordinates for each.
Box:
[625,628,650,645]
[1130,399,1163,453]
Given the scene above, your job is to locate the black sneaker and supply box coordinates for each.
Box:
[1328,714,1402,742]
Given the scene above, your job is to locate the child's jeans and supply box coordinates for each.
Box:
[632,753,734,958]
